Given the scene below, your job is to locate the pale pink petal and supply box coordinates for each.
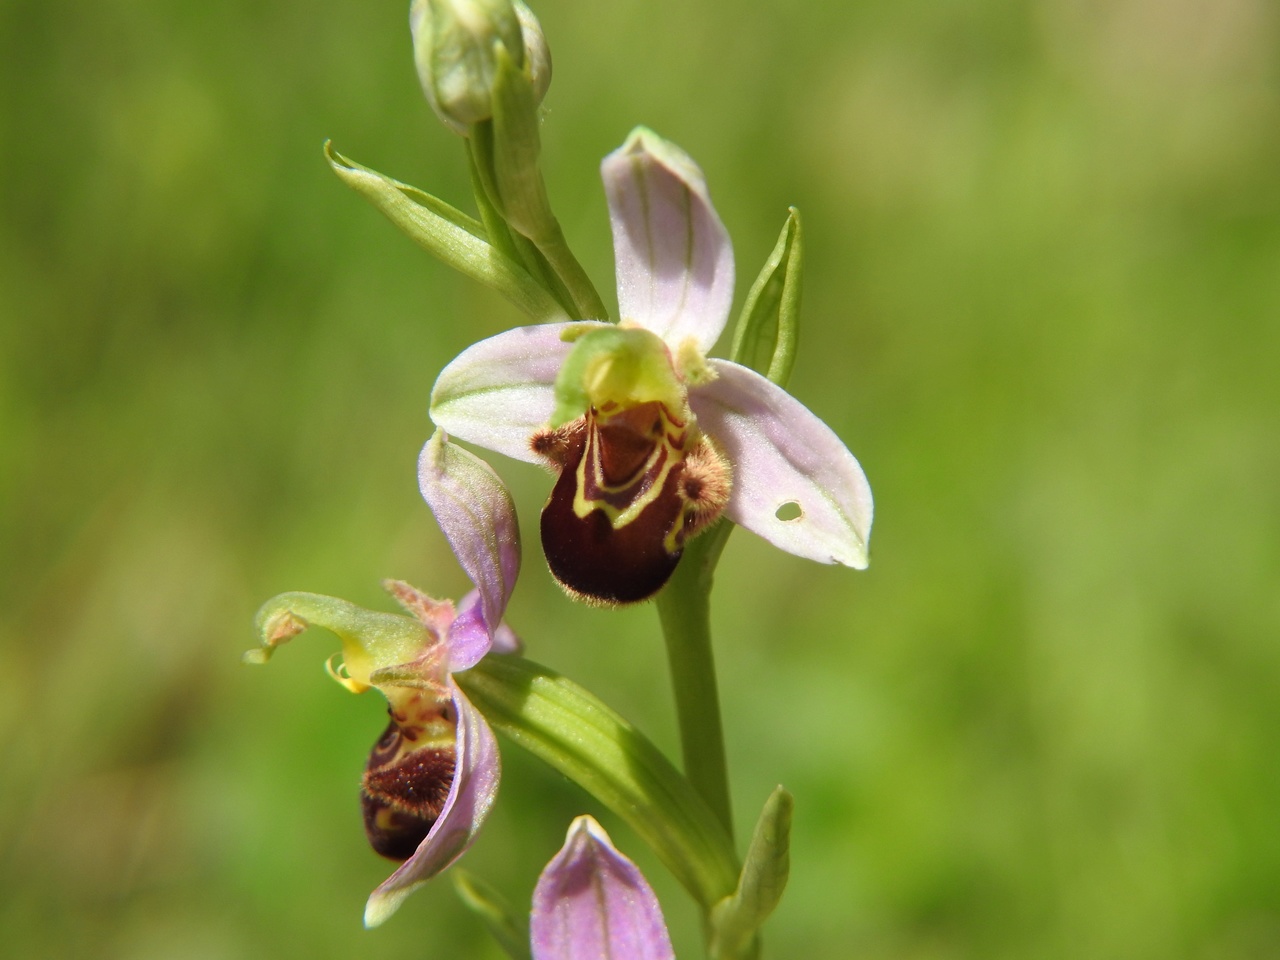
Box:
[603,128,734,355]
[531,816,675,960]
[690,360,873,568]
[430,322,604,462]
[445,590,491,672]
[447,590,522,668]
[364,684,500,927]
[489,620,522,655]
[418,432,520,651]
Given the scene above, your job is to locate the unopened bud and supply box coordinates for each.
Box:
[410,0,551,135]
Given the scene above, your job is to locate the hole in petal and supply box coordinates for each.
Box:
[775,501,802,522]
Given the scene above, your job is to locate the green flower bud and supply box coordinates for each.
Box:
[410,0,551,135]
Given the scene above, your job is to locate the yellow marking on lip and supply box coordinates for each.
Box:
[572,403,693,530]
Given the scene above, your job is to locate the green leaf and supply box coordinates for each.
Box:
[452,870,531,960]
[455,655,740,908]
[729,208,802,388]
[708,786,794,960]
[325,142,567,323]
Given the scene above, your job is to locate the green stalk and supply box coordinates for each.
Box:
[527,219,609,321]
[655,521,735,839]
[481,52,611,322]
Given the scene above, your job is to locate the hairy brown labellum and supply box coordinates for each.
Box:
[360,718,456,861]
[536,401,730,605]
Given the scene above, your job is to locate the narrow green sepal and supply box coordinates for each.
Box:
[325,142,567,323]
[245,591,428,692]
[452,870,531,960]
[454,655,740,909]
[729,208,802,388]
[708,786,794,960]
[549,326,684,427]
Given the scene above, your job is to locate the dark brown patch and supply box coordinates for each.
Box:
[539,419,685,605]
[360,721,456,861]
[595,402,664,484]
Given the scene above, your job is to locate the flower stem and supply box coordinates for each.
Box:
[528,220,610,321]
[655,521,735,840]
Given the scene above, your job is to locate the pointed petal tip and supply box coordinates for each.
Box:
[363,884,419,929]
[609,126,706,194]
[564,812,605,844]
[532,815,674,960]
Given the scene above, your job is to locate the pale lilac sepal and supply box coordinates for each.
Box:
[418,431,521,652]
[603,127,734,356]
[430,323,602,463]
[531,816,675,960]
[692,360,873,568]
[364,684,500,928]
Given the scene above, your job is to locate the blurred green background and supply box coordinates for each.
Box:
[3,0,1278,957]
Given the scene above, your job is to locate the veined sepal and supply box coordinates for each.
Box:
[730,207,802,389]
[453,654,741,909]
[325,142,567,323]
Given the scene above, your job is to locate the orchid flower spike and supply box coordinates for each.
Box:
[244,436,520,927]
[531,815,675,960]
[430,126,873,604]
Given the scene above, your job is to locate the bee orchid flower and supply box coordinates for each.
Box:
[429,126,873,604]
[245,437,520,927]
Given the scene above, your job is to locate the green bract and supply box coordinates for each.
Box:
[709,787,794,960]
[730,208,803,389]
[326,143,567,323]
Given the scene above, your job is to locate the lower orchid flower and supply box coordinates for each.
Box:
[532,815,675,960]
[245,436,520,927]
[429,127,873,604]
